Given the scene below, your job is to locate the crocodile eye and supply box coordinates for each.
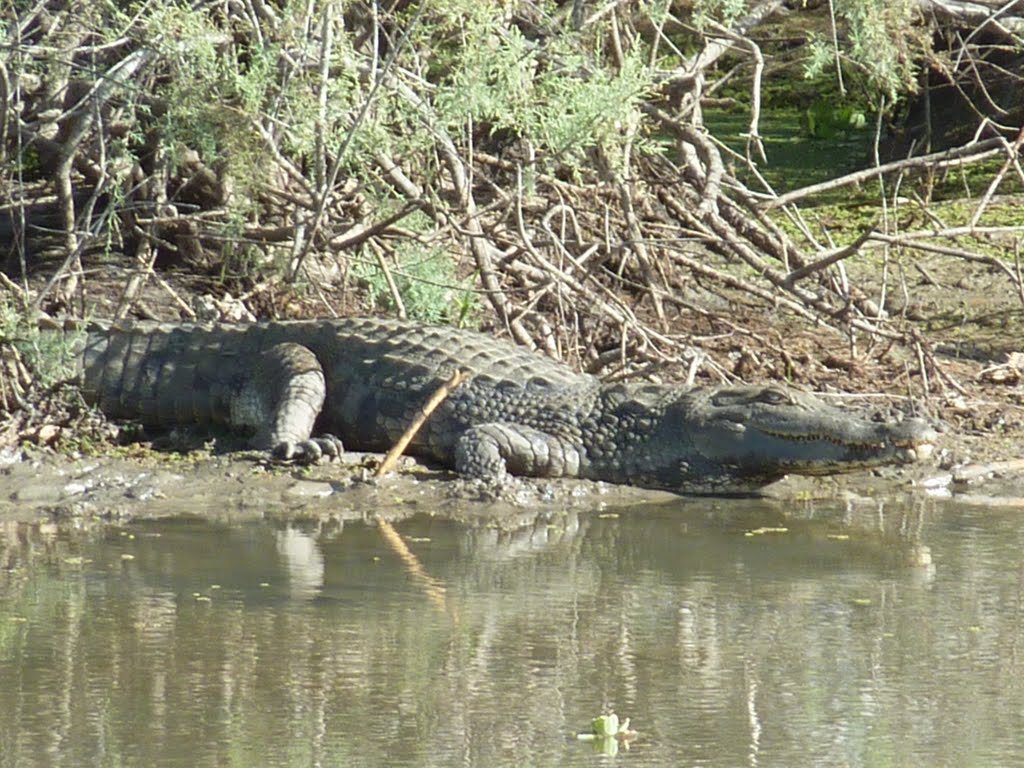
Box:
[759,388,790,405]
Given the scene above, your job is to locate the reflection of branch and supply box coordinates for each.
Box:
[372,370,464,613]
[376,520,448,613]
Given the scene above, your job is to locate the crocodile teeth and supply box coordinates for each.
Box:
[911,442,935,460]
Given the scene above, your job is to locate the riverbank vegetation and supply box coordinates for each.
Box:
[1,0,1023,448]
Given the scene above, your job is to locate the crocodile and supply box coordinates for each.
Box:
[65,316,936,494]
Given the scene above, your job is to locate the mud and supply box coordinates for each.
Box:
[3,424,1021,526]
[0,446,645,525]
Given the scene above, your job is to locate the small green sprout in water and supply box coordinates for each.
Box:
[576,712,638,755]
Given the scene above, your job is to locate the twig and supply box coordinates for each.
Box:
[44,49,152,305]
[581,0,633,27]
[291,3,423,281]
[314,6,334,190]
[617,181,667,320]
[374,150,424,200]
[783,227,875,285]
[379,65,533,345]
[0,271,28,305]
[827,0,846,95]
[924,0,1024,39]
[657,0,785,99]
[914,339,930,397]
[1015,242,1024,307]
[326,202,423,251]
[368,240,407,319]
[969,128,1024,229]
[706,21,767,164]
[764,137,1005,209]
[866,231,1024,297]
[376,369,468,477]
[0,56,9,167]
[661,240,821,322]
[916,332,968,396]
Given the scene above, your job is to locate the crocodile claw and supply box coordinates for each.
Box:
[271,434,344,464]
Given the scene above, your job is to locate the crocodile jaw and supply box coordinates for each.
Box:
[752,422,939,474]
[645,385,939,493]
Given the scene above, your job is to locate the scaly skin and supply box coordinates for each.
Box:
[70,317,937,494]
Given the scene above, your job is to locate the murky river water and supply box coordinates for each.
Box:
[2,493,1022,767]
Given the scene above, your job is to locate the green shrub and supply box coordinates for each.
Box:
[355,243,477,325]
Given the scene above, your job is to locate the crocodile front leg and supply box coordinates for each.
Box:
[454,423,583,483]
[234,343,341,462]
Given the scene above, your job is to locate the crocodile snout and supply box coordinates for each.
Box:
[891,418,938,463]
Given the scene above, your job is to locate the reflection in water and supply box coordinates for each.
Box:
[1,496,1023,767]
[275,526,325,599]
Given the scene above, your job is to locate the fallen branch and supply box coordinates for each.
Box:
[784,227,875,286]
[376,369,468,477]
[917,0,1024,36]
[866,231,1024,302]
[764,137,1006,209]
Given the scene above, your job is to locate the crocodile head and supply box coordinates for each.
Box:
[639,384,937,494]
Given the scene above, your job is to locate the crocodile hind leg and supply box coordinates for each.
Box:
[454,423,583,483]
[233,343,342,462]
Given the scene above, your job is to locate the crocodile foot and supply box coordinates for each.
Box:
[271,434,344,464]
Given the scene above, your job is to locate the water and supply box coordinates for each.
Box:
[2,495,1022,767]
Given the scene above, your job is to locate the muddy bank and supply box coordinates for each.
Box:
[3,425,1021,526]
[0,447,644,526]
